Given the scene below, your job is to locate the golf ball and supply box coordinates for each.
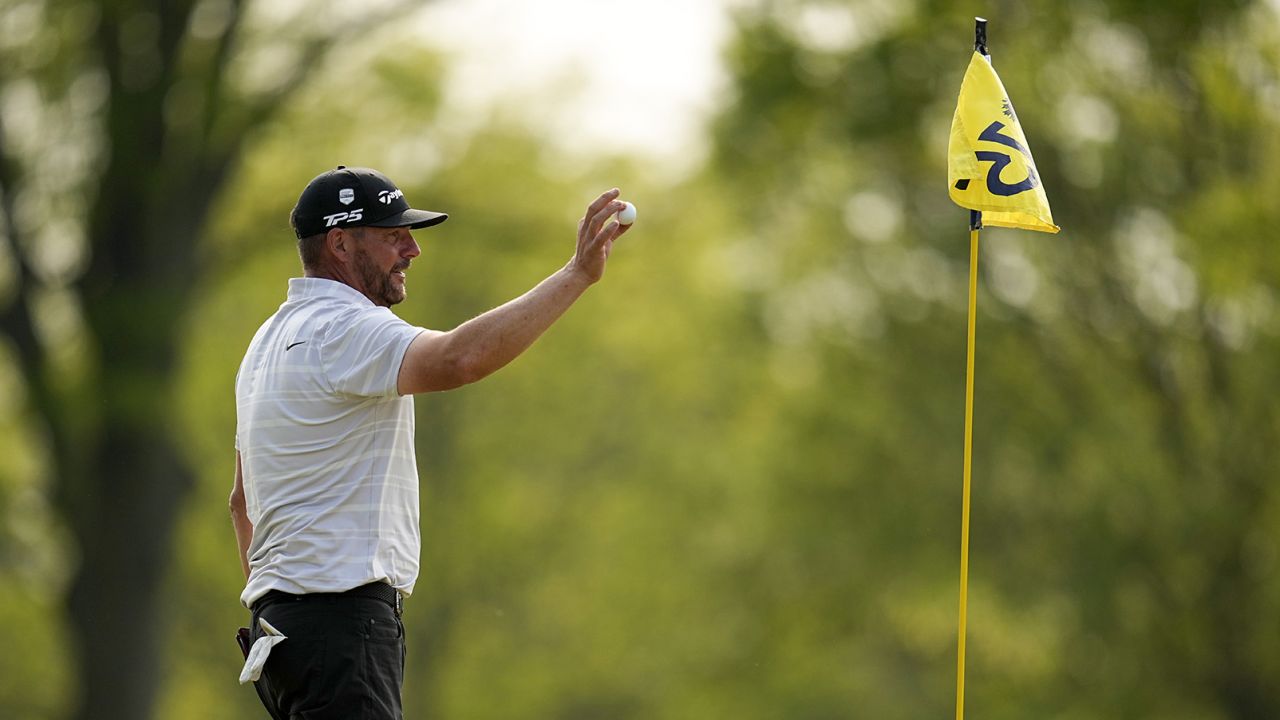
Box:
[617,201,637,226]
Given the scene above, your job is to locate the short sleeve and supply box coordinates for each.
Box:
[319,307,425,397]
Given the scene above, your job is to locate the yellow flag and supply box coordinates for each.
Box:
[948,52,1058,233]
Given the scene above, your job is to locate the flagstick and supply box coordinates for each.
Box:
[956,209,981,720]
[953,15,1056,712]
[956,19,988,720]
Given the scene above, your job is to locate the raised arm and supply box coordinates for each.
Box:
[229,451,253,580]
[397,188,630,395]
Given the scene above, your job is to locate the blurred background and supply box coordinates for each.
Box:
[1,0,1278,718]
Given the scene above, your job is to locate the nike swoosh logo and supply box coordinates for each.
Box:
[285,341,306,351]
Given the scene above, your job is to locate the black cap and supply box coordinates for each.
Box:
[291,166,448,239]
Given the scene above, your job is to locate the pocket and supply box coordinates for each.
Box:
[256,604,329,707]
[363,614,403,642]
[360,611,405,716]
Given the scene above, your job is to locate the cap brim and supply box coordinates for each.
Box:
[368,207,449,230]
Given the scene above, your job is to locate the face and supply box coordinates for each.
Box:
[350,227,421,307]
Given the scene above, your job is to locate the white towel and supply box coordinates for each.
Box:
[238,617,288,685]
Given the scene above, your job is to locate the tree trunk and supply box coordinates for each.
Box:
[65,432,192,720]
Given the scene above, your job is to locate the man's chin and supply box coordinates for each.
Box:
[385,287,407,306]
[384,274,409,306]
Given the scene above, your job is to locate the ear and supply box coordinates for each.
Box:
[325,227,352,264]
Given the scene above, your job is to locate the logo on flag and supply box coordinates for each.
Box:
[947,52,1058,233]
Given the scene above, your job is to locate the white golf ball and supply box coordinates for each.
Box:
[617,201,637,226]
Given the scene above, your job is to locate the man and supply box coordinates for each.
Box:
[229,165,630,718]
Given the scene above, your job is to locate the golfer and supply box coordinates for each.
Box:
[229,166,630,718]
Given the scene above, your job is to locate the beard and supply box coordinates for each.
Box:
[354,247,408,307]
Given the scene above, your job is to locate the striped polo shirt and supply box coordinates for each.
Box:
[236,277,426,608]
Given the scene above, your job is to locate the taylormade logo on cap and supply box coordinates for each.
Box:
[291,165,449,239]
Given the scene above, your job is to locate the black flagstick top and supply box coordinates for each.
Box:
[970,17,988,231]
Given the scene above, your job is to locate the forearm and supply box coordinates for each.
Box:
[400,264,593,393]
[229,451,253,580]
[452,264,592,375]
[231,510,254,580]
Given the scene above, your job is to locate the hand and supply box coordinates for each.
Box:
[568,188,631,285]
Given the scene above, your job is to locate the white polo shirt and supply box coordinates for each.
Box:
[236,277,426,608]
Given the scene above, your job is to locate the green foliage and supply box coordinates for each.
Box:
[0,380,72,719]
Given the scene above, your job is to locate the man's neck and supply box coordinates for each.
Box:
[303,265,381,307]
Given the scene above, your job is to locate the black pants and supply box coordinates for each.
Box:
[249,590,405,719]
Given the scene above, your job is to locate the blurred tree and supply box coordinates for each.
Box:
[0,1,431,717]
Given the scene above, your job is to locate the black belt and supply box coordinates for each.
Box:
[253,582,402,617]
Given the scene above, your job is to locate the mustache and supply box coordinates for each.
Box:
[392,261,411,272]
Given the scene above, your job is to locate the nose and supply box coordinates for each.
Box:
[403,233,421,259]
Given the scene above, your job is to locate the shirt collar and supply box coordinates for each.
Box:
[286,277,376,307]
